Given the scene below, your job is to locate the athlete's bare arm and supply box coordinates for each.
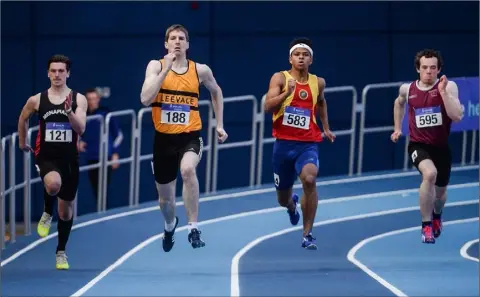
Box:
[264,72,291,113]
[197,63,224,129]
[140,60,169,106]
[68,93,87,135]
[18,94,40,150]
[441,80,463,122]
[393,83,409,132]
[316,77,331,131]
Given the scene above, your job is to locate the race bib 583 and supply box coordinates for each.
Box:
[282,106,310,130]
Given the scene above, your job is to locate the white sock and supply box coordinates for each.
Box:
[188,222,198,232]
[165,218,177,232]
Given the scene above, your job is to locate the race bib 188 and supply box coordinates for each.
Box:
[45,122,72,142]
[161,104,190,125]
[282,106,310,130]
[415,106,443,128]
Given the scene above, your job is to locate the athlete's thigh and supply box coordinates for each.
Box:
[408,142,432,169]
[35,158,61,183]
[57,159,79,202]
[272,140,296,190]
[432,146,452,187]
[294,142,319,177]
[152,134,180,184]
[180,133,202,167]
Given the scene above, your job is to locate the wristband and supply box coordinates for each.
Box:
[66,108,72,114]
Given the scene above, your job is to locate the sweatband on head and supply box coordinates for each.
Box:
[289,43,313,56]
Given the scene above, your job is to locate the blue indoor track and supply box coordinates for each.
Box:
[1,168,479,297]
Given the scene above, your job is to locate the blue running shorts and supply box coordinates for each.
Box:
[272,139,319,190]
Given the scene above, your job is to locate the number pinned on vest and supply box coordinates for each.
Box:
[415,106,443,128]
[161,104,190,125]
[282,106,310,130]
[45,122,73,142]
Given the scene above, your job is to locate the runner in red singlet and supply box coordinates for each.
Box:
[264,37,335,250]
[391,49,464,244]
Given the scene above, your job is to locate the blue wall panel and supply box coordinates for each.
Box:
[212,2,389,33]
[34,2,211,36]
[1,2,31,36]
[390,2,479,31]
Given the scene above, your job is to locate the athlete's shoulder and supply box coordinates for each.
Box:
[24,93,41,112]
[146,59,163,72]
[30,92,42,104]
[195,62,215,84]
[195,62,211,74]
[315,76,326,88]
[399,82,412,98]
[271,71,287,81]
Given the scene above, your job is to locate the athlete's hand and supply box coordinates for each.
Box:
[78,140,87,152]
[323,129,336,143]
[163,53,176,71]
[438,75,448,93]
[390,130,402,143]
[64,91,73,114]
[216,127,228,143]
[19,143,33,153]
[286,79,296,95]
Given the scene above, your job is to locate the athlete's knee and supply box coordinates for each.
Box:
[300,165,317,190]
[180,163,196,182]
[156,181,176,203]
[418,160,437,183]
[44,172,61,196]
[421,167,437,183]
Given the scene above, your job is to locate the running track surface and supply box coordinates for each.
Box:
[1,168,479,297]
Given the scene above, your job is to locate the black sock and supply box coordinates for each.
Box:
[56,218,73,253]
[44,189,55,216]
[422,221,432,228]
[433,211,442,219]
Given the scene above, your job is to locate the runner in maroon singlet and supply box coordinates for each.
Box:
[390,49,464,244]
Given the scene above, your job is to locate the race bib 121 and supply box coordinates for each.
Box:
[45,122,72,142]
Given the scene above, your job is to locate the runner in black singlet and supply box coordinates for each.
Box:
[17,54,88,269]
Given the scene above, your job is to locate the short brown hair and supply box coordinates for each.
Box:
[48,54,71,71]
[414,49,443,71]
[165,24,189,42]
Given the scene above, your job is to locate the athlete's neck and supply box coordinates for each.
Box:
[49,85,70,95]
[173,56,188,68]
[289,69,309,83]
[417,78,437,89]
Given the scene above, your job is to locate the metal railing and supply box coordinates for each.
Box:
[102,110,136,211]
[212,95,259,192]
[256,85,358,185]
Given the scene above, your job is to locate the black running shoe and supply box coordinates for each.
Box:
[162,216,179,252]
[188,228,206,249]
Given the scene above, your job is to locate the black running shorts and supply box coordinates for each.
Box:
[152,130,203,184]
[407,141,452,187]
[35,158,80,201]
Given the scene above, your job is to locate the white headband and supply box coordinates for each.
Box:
[289,43,313,56]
